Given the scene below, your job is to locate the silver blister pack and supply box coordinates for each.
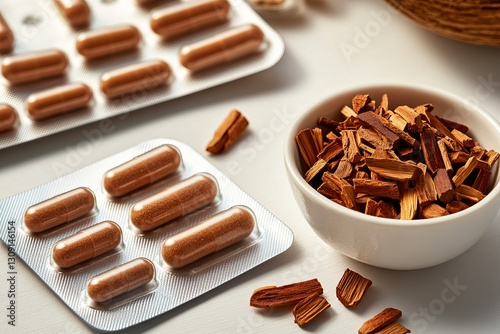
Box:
[0,138,294,331]
[0,0,285,149]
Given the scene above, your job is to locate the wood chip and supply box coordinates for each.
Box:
[436,115,468,133]
[336,269,372,307]
[456,184,485,203]
[305,159,328,183]
[437,139,453,174]
[317,138,344,162]
[352,94,372,113]
[394,105,423,132]
[446,201,469,214]
[206,109,249,154]
[359,308,403,334]
[452,157,478,187]
[296,128,320,168]
[472,168,492,193]
[365,157,421,182]
[292,293,331,327]
[420,203,449,219]
[433,169,454,203]
[357,111,400,148]
[353,178,400,200]
[400,187,418,220]
[415,172,437,207]
[342,130,363,163]
[420,127,445,174]
[451,129,475,148]
[250,279,323,308]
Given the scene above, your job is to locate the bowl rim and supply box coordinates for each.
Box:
[284,83,500,227]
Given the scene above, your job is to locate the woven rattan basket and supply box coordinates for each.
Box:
[385,0,500,47]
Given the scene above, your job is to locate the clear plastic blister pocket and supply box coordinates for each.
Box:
[0,0,285,149]
[0,138,294,331]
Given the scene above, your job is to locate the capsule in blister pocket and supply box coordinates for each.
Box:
[52,221,122,269]
[1,49,68,85]
[150,0,231,40]
[54,0,91,28]
[103,145,182,197]
[26,83,93,121]
[86,257,155,303]
[100,60,172,99]
[76,25,141,60]
[180,24,265,72]
[24,187,96,233]
[161,206,256,268]
[130,173,218,231]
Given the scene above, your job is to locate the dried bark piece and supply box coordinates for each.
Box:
[326,131,339,141]
[250,279,324,308]
[305,159,328,183]
[353,178,400,200]
[352,94,372,113]
[449,151,470,165]
[292,293,331,327]
[358,127,392,150]
[470,145,486,159]
[415,172,437,207]
[485,149,500,168]
[376,200,398,218]
[433,169,454,203]
[334,157,353,179]
[472,168,492,193]
[420,127,445,174]
[446,201,469,214]
[365,157,421,182]
[317,138,343,162]
[394,105,423,132]
[389,113,407,131]
[342,130,362,163]
[375,113,419,148]
[296,128,320,168]
[317,116,341,131]
[452,157,478,187]
[357,112,400,148]
[336,268,373,307]
[456,184,485,203]
[441,136,463,152]
[206,109,249,154]
[374,322,411,334]
[400,188,418,220]
[380,93,389,111]
[436,115,469,133]
[424,110,462,149]
[359,308,403,334]
[437,139,453,174]
[365,198,379,216]
[317,182,343,202]
[341,105,357,118]
[341,184,358,210]
[451,129,474,148]
[420,203,449,219]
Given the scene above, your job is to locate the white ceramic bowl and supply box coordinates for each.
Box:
[284,84,500,270]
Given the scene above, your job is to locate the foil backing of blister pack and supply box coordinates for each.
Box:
[0,138,294,331]
[0,0,285,149]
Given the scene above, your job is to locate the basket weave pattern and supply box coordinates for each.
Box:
[385,0,500,46]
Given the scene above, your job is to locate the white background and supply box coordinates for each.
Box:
[1,0,500,333]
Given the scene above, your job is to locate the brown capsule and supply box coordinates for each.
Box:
[76,25,141,60]
[26,83,93,121]
[87,258,155,303]
[100,60,171,99]
[161,206,255,268]
[150,0,230,40]
[55,0,91,28]
[180,24,264,72]
[24,187,96,233]
[1,49,68,85]
[0,13,14,53]
[52,221,122,268]
[104,145,182,197]
[0,104,17,132]
[130,173,218,231]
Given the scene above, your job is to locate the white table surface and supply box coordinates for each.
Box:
[1,1,500,333]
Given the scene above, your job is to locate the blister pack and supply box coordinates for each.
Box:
[0,138,294,331]
[0,0,285,149]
